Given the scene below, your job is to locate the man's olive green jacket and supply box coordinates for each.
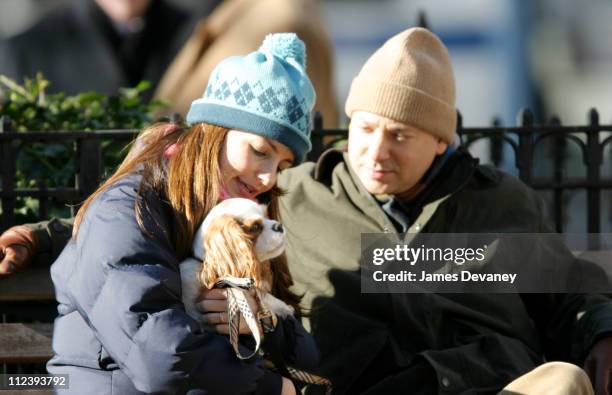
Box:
[277,149,612,394]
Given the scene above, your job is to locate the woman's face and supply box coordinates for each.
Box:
[219,130,294,200]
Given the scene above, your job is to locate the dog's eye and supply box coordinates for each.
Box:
[249,223,263,234]
[251,223,263,233]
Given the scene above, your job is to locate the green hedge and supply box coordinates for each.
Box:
[0,73,167,223]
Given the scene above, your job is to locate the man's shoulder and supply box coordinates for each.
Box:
[427,165,547,232]
[449,164,545,220]
[78,174,174,257]
[279,161,314,191]
[280,149,345,188]
[467,165,539,200]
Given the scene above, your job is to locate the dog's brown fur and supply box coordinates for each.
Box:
[199,214,269,290]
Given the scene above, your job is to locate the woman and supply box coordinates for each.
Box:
[47,33,317,395]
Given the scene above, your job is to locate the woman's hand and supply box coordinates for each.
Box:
[198,288,262,335]
[280,377,296,395]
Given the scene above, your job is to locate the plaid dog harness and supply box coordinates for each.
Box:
[215,277,332,394]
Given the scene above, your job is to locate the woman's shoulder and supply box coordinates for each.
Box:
[91,173,166,218]
[71,173,178,275]
[78,173,174,252]
[96,173,143,206]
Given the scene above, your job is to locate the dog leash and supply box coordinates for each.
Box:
[215,277,262,360]
[274,364,333,395]
[215,277,333,394]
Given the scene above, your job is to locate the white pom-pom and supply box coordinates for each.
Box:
[260,33,306,68]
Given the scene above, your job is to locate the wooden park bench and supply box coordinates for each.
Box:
[0,265,54,394]
[0,264,54,366]
[0,323,53,364]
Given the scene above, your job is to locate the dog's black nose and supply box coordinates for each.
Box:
[272,223,283,233]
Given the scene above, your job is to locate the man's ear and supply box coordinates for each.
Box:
[436,139,449,155]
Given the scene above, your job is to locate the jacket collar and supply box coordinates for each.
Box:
[378,148,478,232]
[408,146,479,208]
[313,146,479,202]
[313,146,480,233]
[314,148,345,183]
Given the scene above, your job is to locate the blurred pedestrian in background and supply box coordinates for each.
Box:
[155,0,338,126]
[0,0,194,101]
[0,0,338,126]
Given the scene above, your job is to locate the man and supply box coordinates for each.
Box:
[2,28,611,394]
[0,0,194,101]
[275,27,612,394]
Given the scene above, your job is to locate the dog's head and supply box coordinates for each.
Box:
[192,198,285,289]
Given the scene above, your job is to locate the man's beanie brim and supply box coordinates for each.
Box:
[345,28,456,143]
[346,77,456,144]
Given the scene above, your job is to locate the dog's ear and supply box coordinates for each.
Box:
[200,215,264,289]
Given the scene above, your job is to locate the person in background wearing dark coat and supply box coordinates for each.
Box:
[0,0,194,100]
[45,33,319,394]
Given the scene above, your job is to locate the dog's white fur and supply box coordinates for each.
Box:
[180,198,294,321]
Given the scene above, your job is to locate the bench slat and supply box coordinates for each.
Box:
[0,323,53,364]
[0,266,54,302]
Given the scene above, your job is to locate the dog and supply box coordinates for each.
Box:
[180,198,294,322]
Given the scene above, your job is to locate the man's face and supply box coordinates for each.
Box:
[347,111,448,195]
[95,0,151,23]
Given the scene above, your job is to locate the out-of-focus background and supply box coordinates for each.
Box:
[3,0,612,126]
[1,0,611,232]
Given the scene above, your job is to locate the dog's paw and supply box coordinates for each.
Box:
[262,293,295,318]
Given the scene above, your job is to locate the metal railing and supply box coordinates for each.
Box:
[2,109,612,233]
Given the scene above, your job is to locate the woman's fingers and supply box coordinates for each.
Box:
[202,311,227,325]
[213,321,253,335]
[198,298,227,314]
[199,288,262,335]
[215,324,229,335]
[198,288,227,301]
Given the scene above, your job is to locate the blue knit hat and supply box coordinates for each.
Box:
[186,33,316,164]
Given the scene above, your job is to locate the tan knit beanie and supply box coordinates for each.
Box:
[345,27,456,143]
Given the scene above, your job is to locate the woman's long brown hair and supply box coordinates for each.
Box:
[73,122,302,314]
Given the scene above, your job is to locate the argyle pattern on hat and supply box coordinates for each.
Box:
[203,76,311,133]
[186,33,315,163]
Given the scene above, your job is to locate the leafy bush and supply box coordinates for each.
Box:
[0,73,166,131]
[0,73,167,224]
